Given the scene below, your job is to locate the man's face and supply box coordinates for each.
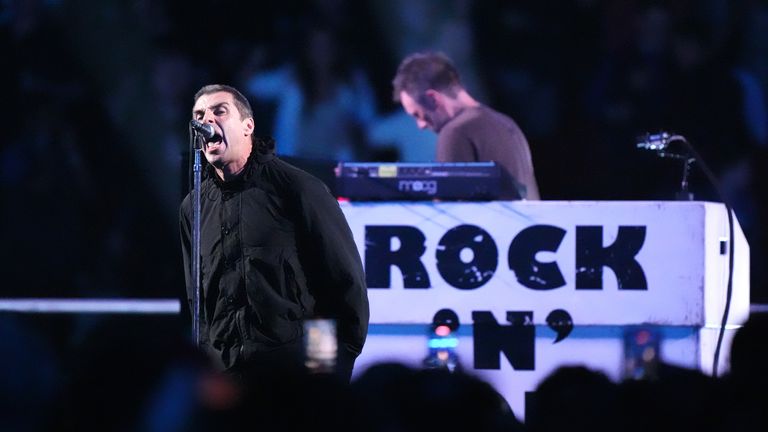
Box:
[400,90,451,133]
[192,91,254,168]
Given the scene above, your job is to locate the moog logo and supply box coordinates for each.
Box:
[398,180,438,195]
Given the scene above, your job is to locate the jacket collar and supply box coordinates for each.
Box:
[207,137,275,187]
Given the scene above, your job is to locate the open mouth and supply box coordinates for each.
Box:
[205,137,224,151]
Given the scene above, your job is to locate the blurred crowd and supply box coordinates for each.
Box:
[2,311,766,431]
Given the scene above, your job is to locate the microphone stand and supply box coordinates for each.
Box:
[636,131,736,376]
[675,156,695,201]
[656,151,695,201]
[636,132,695,200]
[190,129,205,347]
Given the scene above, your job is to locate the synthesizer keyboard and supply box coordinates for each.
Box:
[335,161,501,201]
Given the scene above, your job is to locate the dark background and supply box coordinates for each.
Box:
[2,0,766,306]
[2,3,766,428]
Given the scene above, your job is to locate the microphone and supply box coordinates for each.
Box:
[636,132,671,151]
[190,119,217,141]
[636,131,692,160]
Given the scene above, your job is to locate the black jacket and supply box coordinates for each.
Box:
[180,145,369,371]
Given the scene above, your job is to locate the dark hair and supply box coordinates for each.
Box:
[392,52,462,102]
[193,84,253,119]
[193,84,275,155]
